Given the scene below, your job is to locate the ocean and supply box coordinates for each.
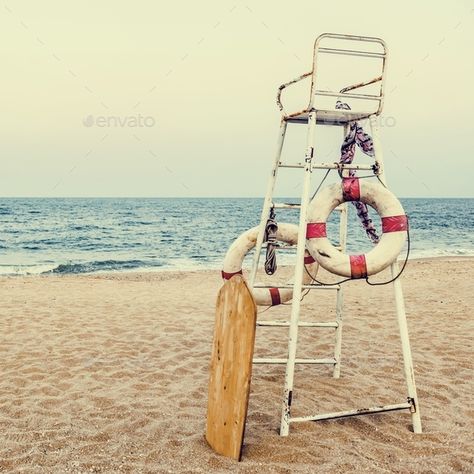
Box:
[0,198,472,275]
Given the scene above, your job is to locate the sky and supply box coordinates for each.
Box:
[1,0,473,198]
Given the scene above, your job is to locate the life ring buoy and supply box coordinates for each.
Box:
[222,223,319,306]
[306,178,408,278]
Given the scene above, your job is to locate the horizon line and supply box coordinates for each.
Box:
[1,196,473,200]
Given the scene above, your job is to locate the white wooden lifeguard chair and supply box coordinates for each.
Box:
[248,33,422,436]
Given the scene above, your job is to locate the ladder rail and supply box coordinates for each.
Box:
[249,121,287,289]
[279,110,317,436]
[333,124,349,378]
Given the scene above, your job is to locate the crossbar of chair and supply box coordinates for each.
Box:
[278,162,375,171]
[314,89,382,101]
[318,47,385,59]
[290,401,413,423]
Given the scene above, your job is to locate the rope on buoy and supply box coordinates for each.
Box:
[264,207,278,275]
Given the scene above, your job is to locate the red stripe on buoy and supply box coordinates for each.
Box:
[342,178,360,201]
[221,269,243,280]
[307,223,327,238]
[350,254,367,279]
[304,255,315,264]
[382,215,408,233]
[269,287,281,306]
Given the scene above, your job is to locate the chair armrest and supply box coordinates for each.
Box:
[339,75,382,94]
[276,71,312,112]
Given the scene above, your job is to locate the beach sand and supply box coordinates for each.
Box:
[0,258,473,473]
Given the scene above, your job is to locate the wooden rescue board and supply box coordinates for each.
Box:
[206,275,257,461]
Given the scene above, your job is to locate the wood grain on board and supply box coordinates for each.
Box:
[206,275,257,461]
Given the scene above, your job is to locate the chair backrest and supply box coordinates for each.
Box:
[309,33,388,115]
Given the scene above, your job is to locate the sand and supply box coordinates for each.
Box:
[0,257,473,473]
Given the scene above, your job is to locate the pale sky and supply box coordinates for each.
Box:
[2,1,473,197]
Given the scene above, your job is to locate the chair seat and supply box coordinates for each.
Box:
[284,109,375,126]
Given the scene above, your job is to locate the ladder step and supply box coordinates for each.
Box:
[253,284,340,290]
[278,162,374,171]
[258,246,342,255]
[257,320,338,328]
[272,202,301,209]
[278,162,305,169]
[262,243,295,250]
[313,162,374,171]
[260,244,341,251]
[272,202,345,212]
[253,357,336,365]
[289,402,413,423]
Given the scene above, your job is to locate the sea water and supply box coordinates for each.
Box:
[0,198,472,275]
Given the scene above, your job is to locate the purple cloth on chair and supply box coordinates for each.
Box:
[336,101,380,244]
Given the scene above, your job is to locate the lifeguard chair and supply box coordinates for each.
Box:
[207,34,422,461]
[246,33,422,436]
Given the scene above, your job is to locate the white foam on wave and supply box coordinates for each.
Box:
[0,264,59,275]
[0,247,472,276]
[409,247,474,259]
[161,257,222,272]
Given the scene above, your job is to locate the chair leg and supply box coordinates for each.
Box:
[369,114,422,434]
[392,263,422,433]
